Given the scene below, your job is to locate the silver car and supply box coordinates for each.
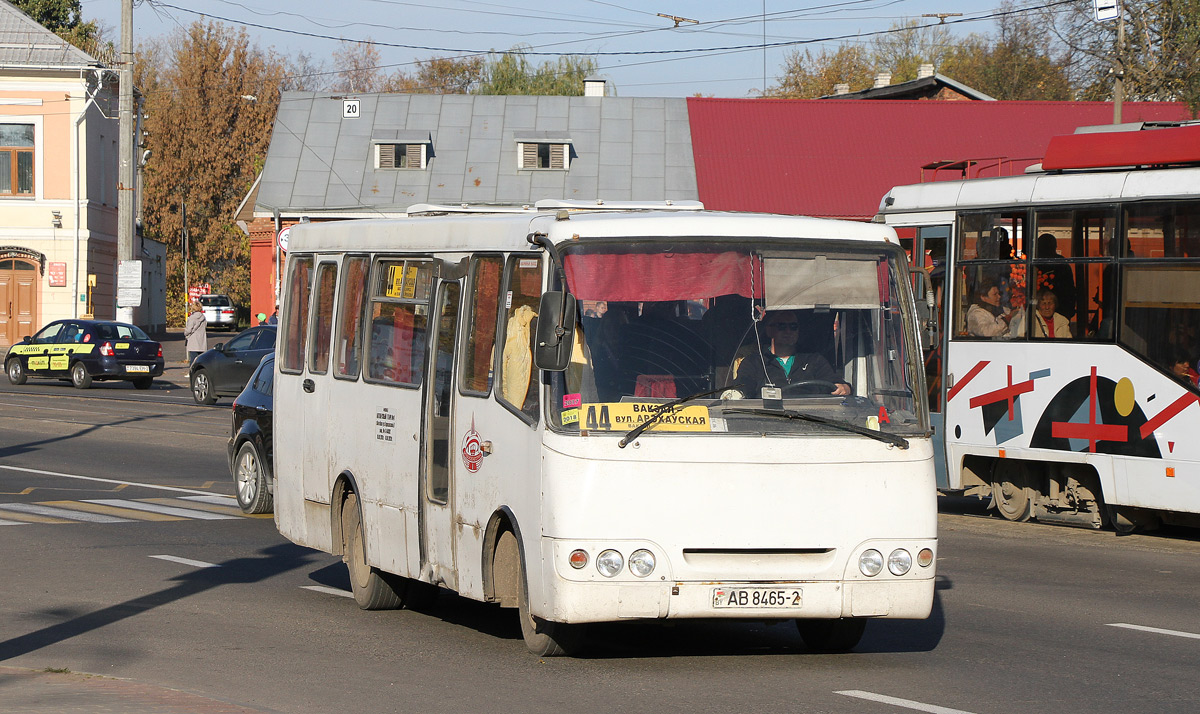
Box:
[200,294,238,331]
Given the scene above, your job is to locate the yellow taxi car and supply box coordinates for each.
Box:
[4,319,164,390]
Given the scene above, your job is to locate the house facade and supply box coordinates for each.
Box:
[0,1,164,347]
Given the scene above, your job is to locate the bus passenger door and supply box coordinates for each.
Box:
[420,279,462,588]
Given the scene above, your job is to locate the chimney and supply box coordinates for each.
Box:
[873,72,892,88]
[583,76,607,97]
[834,83,850,95]
[918,63,935,79]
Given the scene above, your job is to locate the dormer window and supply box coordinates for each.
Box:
[377,143,424,169]
[373,131,432,170]
[515,132,571,170]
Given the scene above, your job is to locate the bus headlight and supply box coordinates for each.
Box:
[859,549,883,577]
[888,549,912,576]
[596,549,624,577]
[628,549,656,577]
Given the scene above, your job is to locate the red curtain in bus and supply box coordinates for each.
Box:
[562,251,763,301]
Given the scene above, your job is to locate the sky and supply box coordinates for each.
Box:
[82,0,1077,97]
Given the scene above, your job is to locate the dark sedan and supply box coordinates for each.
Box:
[189,325,275,404]
[228,353,273,513]
[4,319,164,389]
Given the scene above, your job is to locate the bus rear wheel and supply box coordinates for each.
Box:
[796,617,867,652]
[341,492,405,610]
[499,529,584,656]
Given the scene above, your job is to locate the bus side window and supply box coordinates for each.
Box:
[308,262,338,374]
[365,259,430,387]
[460,255,503,397]
[281,257,313,372]
[496,255,541,422]
[336,256,369,379]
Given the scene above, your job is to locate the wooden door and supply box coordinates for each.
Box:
[0,259,38,348]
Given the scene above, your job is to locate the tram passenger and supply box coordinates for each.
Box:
[966,280,1017,338]
[1028,289,1072,339]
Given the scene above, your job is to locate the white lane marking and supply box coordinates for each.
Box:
[835,691,978,714]
[0,517,29,526]
[84,499,238,520]
[150,555,219,568]
[0,465,217,496]
[0,502,130,523]
[179,495,239,506]
[1108,623,1200,640]
[302,585,354,599]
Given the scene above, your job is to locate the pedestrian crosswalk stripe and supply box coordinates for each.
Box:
[179,495,240,506]
[41,499,183,521]
[0,502,131,523]
[147,497,248,518]
[0,517,30,526]
[302,585,354,599]
[0,508,68,524]
[83,498,239,520]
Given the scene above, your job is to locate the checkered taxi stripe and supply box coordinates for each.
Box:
[0,495,270,524]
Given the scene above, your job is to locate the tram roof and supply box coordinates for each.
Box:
[876,164,1200,218]
[285,208,899,254]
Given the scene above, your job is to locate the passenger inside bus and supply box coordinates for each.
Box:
[1170,349,1199,386]
[1035,233,1077,320]
[734,309,850,396]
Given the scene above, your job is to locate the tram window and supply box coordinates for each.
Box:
[461,255,503,397]
[335,257,369,379]
[957,266,1025,340]
[496,255,541,422]
[308,262,338,374]
[365,260,432,387]
[1033,208,1117,259]
[1121,264,1200,387]
[281,257,313,373]
[1125,202,1200,258]
[957,211,1028,260]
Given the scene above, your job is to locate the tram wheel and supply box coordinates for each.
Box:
[991,461,1034,522]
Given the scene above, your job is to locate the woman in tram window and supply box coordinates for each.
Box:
[1029,289,1072,339]
[966,280,1017,338]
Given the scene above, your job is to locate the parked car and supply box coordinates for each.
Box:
[200,294,238,331]
[4,319,163,390]
[189,325,276,404]
[228,353,273,514]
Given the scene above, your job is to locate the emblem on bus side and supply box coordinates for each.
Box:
[461,417,484,473]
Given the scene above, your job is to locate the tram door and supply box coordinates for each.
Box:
[914,226,950,488]
[0,259,36,347]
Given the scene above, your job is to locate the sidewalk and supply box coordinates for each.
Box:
[156,327,231,391]
[0,665,274,713]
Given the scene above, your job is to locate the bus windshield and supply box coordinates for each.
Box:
[552,240,924,438]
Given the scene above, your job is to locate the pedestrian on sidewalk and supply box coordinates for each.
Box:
[185,301,207,365]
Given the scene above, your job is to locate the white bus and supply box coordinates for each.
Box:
[273,201,936,656]
[876,122,1200,532]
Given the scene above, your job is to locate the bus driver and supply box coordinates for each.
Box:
[737,310,850,396]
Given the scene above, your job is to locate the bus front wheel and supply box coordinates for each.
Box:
[500,529,585,656]
[341,492,405,610]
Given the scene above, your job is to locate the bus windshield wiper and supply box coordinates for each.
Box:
[618,383,741,449]
[722,407,910,449]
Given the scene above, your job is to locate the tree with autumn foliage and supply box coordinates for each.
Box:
[137,22,287,325]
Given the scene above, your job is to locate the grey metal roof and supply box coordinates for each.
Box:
[0,0,101,68]
[256,92,699,215]
[820,74,995,101]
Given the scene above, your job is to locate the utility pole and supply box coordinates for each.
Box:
[1113,8,1125,124]
[116,0,137,323]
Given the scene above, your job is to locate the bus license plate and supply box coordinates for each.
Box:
[126,365,150,373]
[712,587,802,609]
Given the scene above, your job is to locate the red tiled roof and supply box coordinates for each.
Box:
[687,98,1193,220]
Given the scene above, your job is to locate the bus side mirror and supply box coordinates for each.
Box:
[910,266,938,352]
[533,291,577,372]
